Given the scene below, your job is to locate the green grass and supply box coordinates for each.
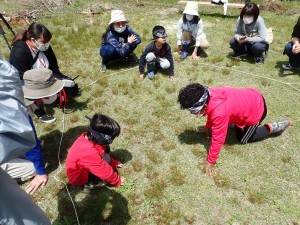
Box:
[1,0,300,224]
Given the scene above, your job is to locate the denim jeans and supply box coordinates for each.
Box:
[283,42,300,68]
[100,43,136,65]
[229,38,268,57]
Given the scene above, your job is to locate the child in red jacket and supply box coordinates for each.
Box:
[178,83,291,177]
[66,114,125,192]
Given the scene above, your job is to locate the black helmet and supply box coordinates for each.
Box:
[152,25,167,39]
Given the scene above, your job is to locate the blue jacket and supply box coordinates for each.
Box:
[101,25,141,58]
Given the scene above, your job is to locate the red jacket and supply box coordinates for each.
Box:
[66,132,121,186]
[205,87,265,164]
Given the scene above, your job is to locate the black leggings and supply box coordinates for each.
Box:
[235,98,269,144]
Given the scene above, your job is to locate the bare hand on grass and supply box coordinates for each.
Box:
[205,162,215,177]
[26,174,48,194]
[120,177,126,185]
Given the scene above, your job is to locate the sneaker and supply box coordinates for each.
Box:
[181,51,189,59]
[39,114,56,123]
[34,108,56,123]
[231,52,247,59]
[282,64,293,70]
[254,56,264,64]
[100,64,107,72]
[83,181,107,193]
[267,119,291,134]
[148,71,155,79]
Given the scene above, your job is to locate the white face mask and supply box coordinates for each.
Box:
[114,26,126,33]
[243,17,254,25]
[185,14,194,21]
[35,40,50,51]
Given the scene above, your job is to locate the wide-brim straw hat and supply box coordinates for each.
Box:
[109,10,127,25]
[183,1,199,16]
[22,68,64,105]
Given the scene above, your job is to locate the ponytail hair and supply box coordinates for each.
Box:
[11,22,52,46]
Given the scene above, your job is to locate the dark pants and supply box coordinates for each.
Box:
[100,43,136,65]
[283,42,300,68]
[235,98,269,144]
[229,38,268,57]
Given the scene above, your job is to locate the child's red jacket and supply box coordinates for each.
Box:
[205,87,265,164]
[66,132,121,186]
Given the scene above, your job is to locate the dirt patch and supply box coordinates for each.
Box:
[260,2,286,14]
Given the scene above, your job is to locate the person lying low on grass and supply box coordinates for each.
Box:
[139,25,175,80]
[178,83,291,177]
[282,16,300,70]
[66,114,125,193]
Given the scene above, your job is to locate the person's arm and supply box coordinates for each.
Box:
[176,18,184,53]
[107,33,132,58]
[45,46,62,75]
[206,115,229,176]
[247,17,266,43]
[9,42,33,79]
[165,44,174,77]
[83,152,121,187]
[234,17,244,40]
[127,26,141,47]
[139,44,151,74]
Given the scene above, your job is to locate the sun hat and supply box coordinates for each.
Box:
[183,1,199,16]
[22,68,64,105]
[152,25,167,39]
[109,10,127,25]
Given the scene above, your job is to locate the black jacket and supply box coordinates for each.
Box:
[9,40,61,79]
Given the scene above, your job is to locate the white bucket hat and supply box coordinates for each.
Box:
[183,1,199,17]
[109,10,127,25]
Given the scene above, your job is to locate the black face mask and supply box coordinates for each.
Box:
[85,116,114,145]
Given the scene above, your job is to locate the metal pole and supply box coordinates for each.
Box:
[0,24,11,50]
[0,13,15,35]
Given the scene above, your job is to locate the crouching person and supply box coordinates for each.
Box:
[66,114,125,193]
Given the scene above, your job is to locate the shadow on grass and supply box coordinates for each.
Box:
[53,184,131,225]
[46,97,89,116]
[40,125,86,174]
[110,149,133,164]
[106,53,139,71]
[275,60,300,77]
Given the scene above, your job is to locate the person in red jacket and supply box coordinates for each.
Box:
[178,83,291,177]
[66,114,125,193]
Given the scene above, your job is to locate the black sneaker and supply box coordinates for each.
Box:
[231,52,248,59]
[254,56,264,64]
[39,113,56,123]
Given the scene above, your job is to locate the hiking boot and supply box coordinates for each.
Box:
[231,52,247,59]
[254,56,264,64]
[100,64,107,72]
[267,119,291,134]
[34,107,56,123]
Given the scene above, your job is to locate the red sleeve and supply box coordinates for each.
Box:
[207,115,229,164]
[82,152,121,187]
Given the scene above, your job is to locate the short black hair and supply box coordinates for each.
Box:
[178,83,207,109]
[87,114,120,143]
[240,3,260,21]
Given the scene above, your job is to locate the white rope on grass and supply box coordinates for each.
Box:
[53,111,81,225]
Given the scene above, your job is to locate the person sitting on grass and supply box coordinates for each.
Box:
[100,9,141,72]
[139,25,174,80]
[178,83,291,177]
[1,67,64,195]
[9,22,77,124]
[229,3,268,65]
[176,1,209,59]
[66,114,125,193]
[282,16,300,70]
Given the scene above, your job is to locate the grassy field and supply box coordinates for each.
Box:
[1,0,300,224]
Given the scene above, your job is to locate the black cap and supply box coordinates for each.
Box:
[152,25,167,39]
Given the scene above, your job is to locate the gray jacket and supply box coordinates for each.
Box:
[0,57,50,225]
[234,16,267,43]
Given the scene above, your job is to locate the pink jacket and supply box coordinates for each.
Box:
[205,87,265,164]
[66,132,120,186]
